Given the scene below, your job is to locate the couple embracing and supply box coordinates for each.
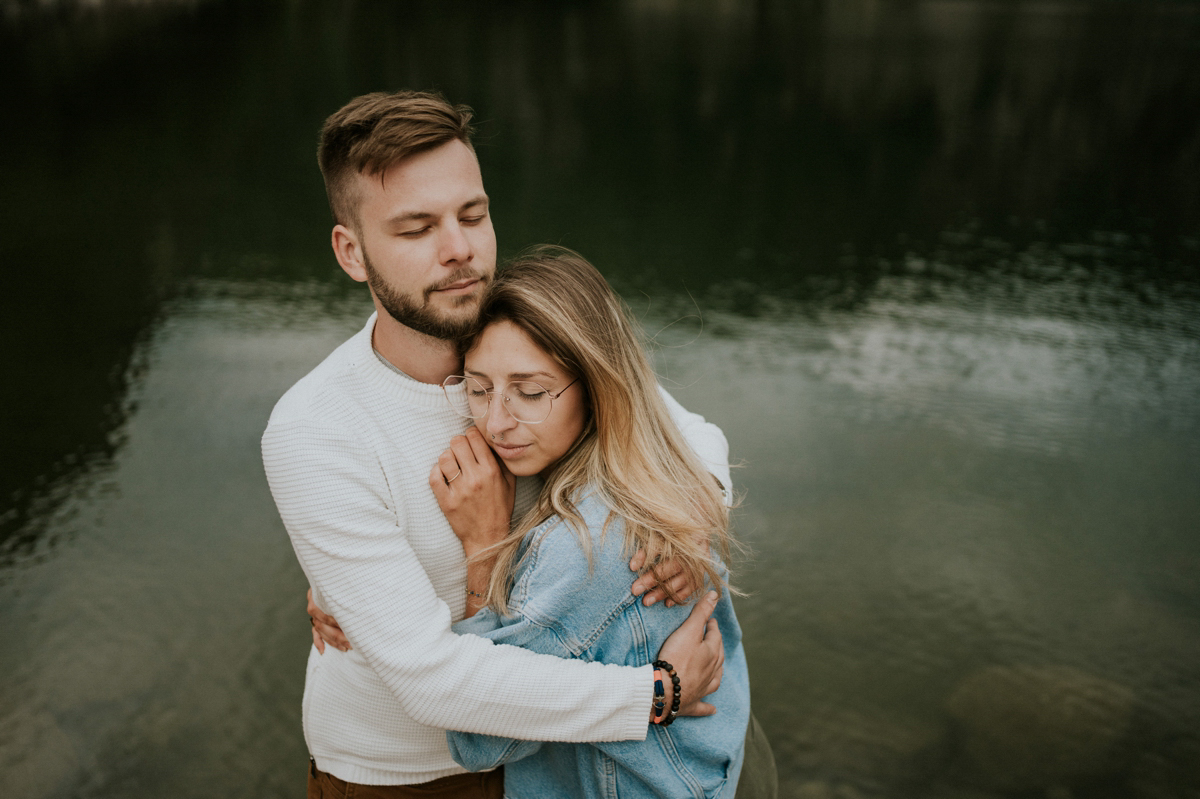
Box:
[262,91,776,799]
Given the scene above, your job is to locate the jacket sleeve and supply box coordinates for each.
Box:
[658,386,733,506]
[443,608,554,770]
[262,415,653,742]
[445,509,652,770]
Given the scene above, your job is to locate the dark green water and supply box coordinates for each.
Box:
[2,1,1199,797]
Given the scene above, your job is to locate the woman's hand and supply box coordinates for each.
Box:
[307,588,350,654]
[428,427,517,557]
[629,550,697,608]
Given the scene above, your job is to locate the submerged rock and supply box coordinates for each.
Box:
[792,780,881,799]
[794,781,837,799]
[945,664,1135,792]
[781,705,949,788]
[921,784,1009,799]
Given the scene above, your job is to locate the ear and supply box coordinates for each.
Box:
[332,224,368,283]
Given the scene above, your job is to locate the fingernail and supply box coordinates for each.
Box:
[644,596,657,606]
[665,600,674,608]
[631,584,644,596]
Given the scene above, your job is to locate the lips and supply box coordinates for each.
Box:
[428,270,486,296]
[432,278,479,294]
[491,443,530,459]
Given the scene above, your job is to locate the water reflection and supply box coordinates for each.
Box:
[0,228,163,565]
[0,290,363,797]
[650,267,1200,796]
[2,0,1199,797]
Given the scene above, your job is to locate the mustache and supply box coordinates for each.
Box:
[425,269,488,298]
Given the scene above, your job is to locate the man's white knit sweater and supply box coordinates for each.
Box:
[262,314,731,786]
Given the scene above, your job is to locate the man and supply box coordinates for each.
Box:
[262,91,736,798]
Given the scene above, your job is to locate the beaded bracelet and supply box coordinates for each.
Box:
[652,660,681,726]
[652,669,667,721]
[466,589,486,600]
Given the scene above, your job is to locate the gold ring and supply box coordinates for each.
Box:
[447,471,462,484]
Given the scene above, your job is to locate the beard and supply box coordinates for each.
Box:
[363,250,487,341]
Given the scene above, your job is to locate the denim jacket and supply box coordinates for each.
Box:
[448,492,749,799]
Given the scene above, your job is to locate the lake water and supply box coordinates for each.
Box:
[2,2,1199,798]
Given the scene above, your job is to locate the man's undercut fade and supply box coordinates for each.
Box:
[318,90,476,228]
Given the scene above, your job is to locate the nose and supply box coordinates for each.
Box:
[484,394,518,439]
[439,220,472,265]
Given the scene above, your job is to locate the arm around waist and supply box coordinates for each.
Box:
[262,415,654,742]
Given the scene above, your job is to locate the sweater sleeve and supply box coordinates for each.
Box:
[262,416,653,742]
[658,386,733,505]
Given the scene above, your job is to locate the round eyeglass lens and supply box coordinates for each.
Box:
[505,382,553,423]
[441,375,480,419]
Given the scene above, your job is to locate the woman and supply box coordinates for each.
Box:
[431,246,750,799]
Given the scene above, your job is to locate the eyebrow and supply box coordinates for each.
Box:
[385,210,433,226]
[385,196,489,228]
[465,369,557,381]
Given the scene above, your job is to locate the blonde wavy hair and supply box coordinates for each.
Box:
[465,246,735,615]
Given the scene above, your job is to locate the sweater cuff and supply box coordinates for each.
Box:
[617,663,656,741]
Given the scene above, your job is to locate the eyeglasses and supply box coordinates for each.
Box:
[441,375,579,424]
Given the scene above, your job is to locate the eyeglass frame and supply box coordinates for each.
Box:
[441,375,580,425]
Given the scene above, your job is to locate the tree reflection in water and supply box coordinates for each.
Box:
[1,1,1198,797]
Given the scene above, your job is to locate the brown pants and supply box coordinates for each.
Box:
[307,760,504,799]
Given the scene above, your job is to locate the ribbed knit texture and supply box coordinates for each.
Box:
[262,314,729,786]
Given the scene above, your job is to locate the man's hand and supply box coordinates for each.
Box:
[307,588,350,654]
[428,427,516,557]
[629,550,697,608]
[656,591,724,718]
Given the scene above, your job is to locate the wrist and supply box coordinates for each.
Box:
[650,669,667,722]
[460,527,507,558]
[650,660,681,726]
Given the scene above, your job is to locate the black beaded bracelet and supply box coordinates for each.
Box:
[652,660,681,727]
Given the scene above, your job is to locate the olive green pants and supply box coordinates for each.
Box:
[735,712,779,799]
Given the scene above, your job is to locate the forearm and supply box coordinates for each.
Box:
[462,548,496,619]
[658,386,732,504]
[371,629,655,741]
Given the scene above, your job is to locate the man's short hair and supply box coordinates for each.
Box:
[318,90,475,228]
